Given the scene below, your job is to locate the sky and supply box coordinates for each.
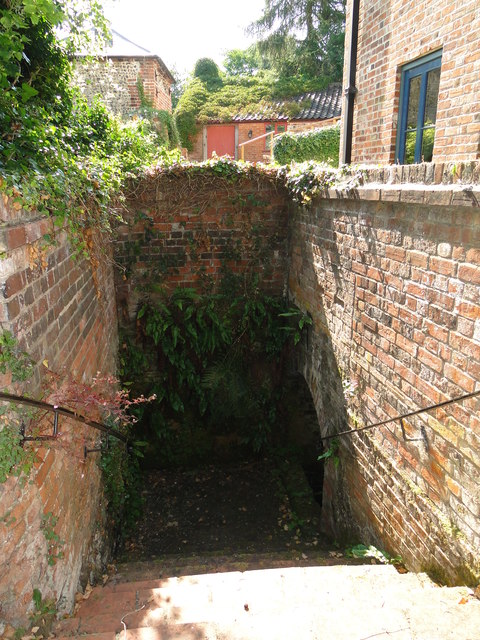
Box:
[102,0,266,76]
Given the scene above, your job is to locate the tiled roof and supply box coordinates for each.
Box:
[102,30,151,56]
[232,83,342,123]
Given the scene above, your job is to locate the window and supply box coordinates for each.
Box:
[265,122,287,149]
[396,51,442,164]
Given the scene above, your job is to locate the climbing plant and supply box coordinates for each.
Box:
[121,286,311,465]
[0,1,181,254]
[273,124,340,166]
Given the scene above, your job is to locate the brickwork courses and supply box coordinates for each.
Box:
[1,160,479,631]
[289,163,480,584]
[342,0,480,164]
[0,199,118,630]
[114,171,290,326]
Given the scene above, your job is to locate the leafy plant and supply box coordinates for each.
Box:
[30,588,56,636]
[273,124,340,166]
[127,289,310,462]
[0,412,37,483]
[0,331,34,382]
[346,543,403,566]
[40,512,65,566]
[317,438,340,467]
[0,3,181,254]
[100,436,147,539]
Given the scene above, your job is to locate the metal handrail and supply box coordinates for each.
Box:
[0,391,128,456]
[320,388,480,443]
[238,131,276,161]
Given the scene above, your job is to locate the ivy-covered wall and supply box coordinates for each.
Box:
[115,165,290,323]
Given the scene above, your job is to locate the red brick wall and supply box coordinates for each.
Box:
[238,123,272,163]
[114,170,289,325]
[342,0,480,164]
[0,202,118,630]
[289,162,480,584]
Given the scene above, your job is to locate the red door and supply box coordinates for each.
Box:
[207,125,235,158]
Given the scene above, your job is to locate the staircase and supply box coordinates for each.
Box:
[54,460,480,639]
[53,554,480,640]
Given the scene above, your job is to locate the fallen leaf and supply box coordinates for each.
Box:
[244,604,249,612]
[458,596,469,605]
[83,584,93,599]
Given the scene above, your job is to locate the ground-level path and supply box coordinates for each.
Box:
[53,457,480,639]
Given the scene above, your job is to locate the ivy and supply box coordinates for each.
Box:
[0,3,182,254]
[0,331,34,382]
[273,124,340,166]
[0,414,36,483]
[125,288,310,462]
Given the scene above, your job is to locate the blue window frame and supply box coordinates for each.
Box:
[396,50,442,164]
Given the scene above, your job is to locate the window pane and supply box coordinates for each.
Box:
[421,126,435,162]
[424,67,440,126]
[277,124,286,133]
[405,130,417,163]
[407,75,421,129]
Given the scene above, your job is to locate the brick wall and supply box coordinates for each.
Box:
[73,56,172,117]
[342,0,480,164]
[289,162,480,584]
[114,169,289,325]
[0,201,118,631]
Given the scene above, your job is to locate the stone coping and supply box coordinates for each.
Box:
[325,182,480,207]
[321,161,480,207]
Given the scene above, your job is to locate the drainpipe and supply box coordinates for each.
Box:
[340,0,360,165]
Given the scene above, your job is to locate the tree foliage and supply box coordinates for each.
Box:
[0,0,181,250]
[248,0,346,83]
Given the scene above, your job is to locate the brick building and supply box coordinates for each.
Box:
[189,84,342,163]
[341,0,480,164]
[73,30,174,117]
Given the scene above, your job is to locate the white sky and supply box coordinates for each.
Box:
[102,0,266,76]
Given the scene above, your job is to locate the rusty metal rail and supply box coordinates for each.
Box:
[0,391,128,457]
[320,388,480,443]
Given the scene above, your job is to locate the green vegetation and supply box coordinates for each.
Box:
[175,0,346,150]
[100,434,147,538]
[273,125,340,165]
[249,0,346,84]
[40,511,65,566]
[346,543,403,565]
[0,1,181,252]
[120,288,311,466]
[317,438,340,467]
[0,330,34,382]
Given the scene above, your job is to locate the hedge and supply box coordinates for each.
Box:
[273,124,340,166]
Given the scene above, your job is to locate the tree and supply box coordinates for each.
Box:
[222,46,265,78]
[193,58,223,91]
[248,0,346,85]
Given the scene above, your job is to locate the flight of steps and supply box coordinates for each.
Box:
[53,555,480,640]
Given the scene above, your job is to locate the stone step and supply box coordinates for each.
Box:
[54,563,480,639]
[108,548,367,587]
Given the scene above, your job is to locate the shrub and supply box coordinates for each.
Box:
[273,124,340,166]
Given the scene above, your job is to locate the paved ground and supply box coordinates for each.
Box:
[53,456,480,640]
[119,458,325,560]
